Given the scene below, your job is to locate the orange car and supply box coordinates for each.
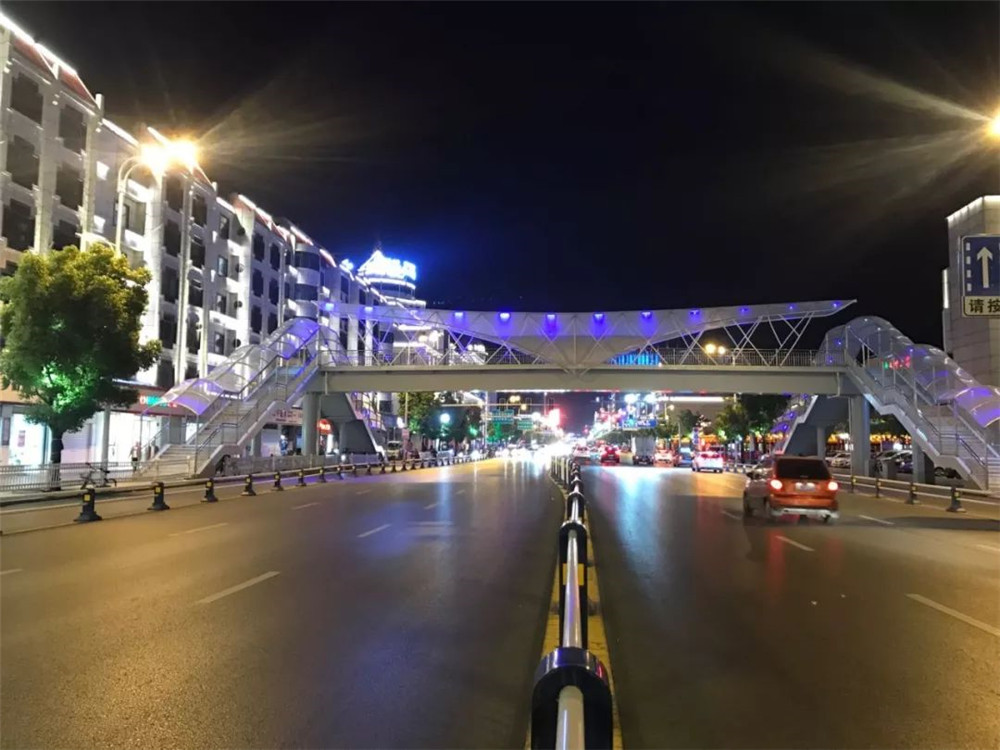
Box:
[742,456,839,523]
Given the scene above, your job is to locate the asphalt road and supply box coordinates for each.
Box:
[0,458,562,749]
[585,464,1000,749]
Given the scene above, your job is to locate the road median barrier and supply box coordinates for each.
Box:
[531,456,614,750]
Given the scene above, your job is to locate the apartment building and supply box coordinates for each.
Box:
[0,14,400,465]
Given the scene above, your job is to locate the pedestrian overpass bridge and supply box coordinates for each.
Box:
[149,299,1000,491]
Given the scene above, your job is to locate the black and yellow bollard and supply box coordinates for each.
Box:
[242,473,256,496]
[273,471,283,491]
[366,462,373,476]
[946,486,966,513]
[906,482,918,505]
[391,461,397,473]
[75,487,102,523]
[874,477,881,498]
[401,459,408,472]
[203,478,218,503]
[352,464,359,477]
[149,481,170,511]
[337,464,344,480]
[318,464,328,483]
[297,468,307,488]
[380,461,387,474]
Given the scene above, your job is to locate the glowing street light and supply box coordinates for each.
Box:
[439,412,451,425]
[989,111,1000,140]
[704,343,717,355]
[113,138,199,255]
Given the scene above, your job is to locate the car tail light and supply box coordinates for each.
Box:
[828,480,839,491]
[769,479,783,491]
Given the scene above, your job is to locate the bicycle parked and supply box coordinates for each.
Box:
[79,463,117,489]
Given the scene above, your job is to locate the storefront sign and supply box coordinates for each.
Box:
[272,408,302,426]
[357,249,417,282]
[317,418,332,435]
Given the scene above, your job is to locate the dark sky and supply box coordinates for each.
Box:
[10,2,999,346]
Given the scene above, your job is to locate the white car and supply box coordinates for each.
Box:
[692,450,724,473]
[572,445,591,462]
[826,451,851,469]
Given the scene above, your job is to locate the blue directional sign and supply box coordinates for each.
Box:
[962,235,1000,317]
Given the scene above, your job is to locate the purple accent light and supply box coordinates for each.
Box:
[833,301,841,308]
[499,312,511,322]
[454,311,464,319]
[546,313,557,322]
[364,305,373,313]
[594,313,605,322]
[740,307,750,315]
[640,311,652,320]
[689,310,700,317]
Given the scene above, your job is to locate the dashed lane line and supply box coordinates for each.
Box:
[291,502,319,510]
[357,523,390,538]
[975,544,1000,553]
[169,522,229,537]
[859,514,894,526]
[423,502,439,509]
[0,568,24,576]
[356,489,371,496]
[777,535,814,552]
[906,593,1000,638]
[720,510,742,520]
[196,571,280,605]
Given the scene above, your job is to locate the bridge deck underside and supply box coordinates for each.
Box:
[313,365,859,395]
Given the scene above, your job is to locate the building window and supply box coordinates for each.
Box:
[251,269,264,297]
[213,331,226,355]
[283,281,290,301]
[156,359,175,390]
[214,293,228,315]
[284,247,293,267]
[187,324,200,355]
[188,279,203,308]
[162,267,179,303]
[190,237,205,269]
[3,199,35,251]
[159,315,177,346]
[52,220,78,250]
[294,283,318,301]
[250,305,262,333]
[293,250,321,270]
[185,363,199,380]
[219,214,231,241]
[10,74,42,123]
[340,276,349,296]
[58,106,86,153]
[191,194,207,226]
[268,279,279,305]
[164,176,183,212]
[339,318,348,350]
[55,165,83,210]
[267,313,278,334]
[359,290,367,306]
[269,243,280,271]
[7,136,39,190]
[164,221,180,257]
[252,233,265,261]
[122,197,146,234]
[216,254,229,278]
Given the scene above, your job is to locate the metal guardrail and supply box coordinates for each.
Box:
[531,457,613,750]
[830,472,999,512]
[0,460,192,493]
[0,453,485,524]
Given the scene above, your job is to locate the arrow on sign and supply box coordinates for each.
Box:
[977,246,994,287]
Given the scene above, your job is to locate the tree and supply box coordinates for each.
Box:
[403,392,438,435]
[677,409,700,436]
[0,244,160,480]
[714,401,750,439]
[739,395,789,434]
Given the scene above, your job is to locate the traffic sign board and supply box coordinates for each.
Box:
[962,235,1000,317]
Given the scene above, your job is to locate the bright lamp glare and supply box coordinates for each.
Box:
[139,144,169,175]
[705,343,717,354]
[990,113,1000,139]
[439,412,451,425]
[168,139,199,169]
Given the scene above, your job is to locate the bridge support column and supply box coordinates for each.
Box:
[302,392,319,457]
[911,441,933,485]
[815,425,827,458]
[849,396,870,477]
[251,432,263,458]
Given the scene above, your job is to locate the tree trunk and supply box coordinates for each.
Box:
[48,429,64,491]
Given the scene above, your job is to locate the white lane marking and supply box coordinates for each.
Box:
[292,502,319,510]
[413,521,452,526]
[424,502,439,509]
[906,593,1000,638]
[356,489,371,496]
[720,510,741,520]
[975,543,1000,553]
[0,568,24,576]
[456,489,467,496]
[357,523,390,538]
[197,571,280,605]
[859,514,894,526]
[777,535,814,552]
[169,522,229,537]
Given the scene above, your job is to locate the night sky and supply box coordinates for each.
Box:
[9,2,999,349]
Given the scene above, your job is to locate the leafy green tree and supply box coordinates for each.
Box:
[714,401,750,439]
[739,394,789,434]
[0,244,160,479]
[403,392,438,435]
[677,409,700,436]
